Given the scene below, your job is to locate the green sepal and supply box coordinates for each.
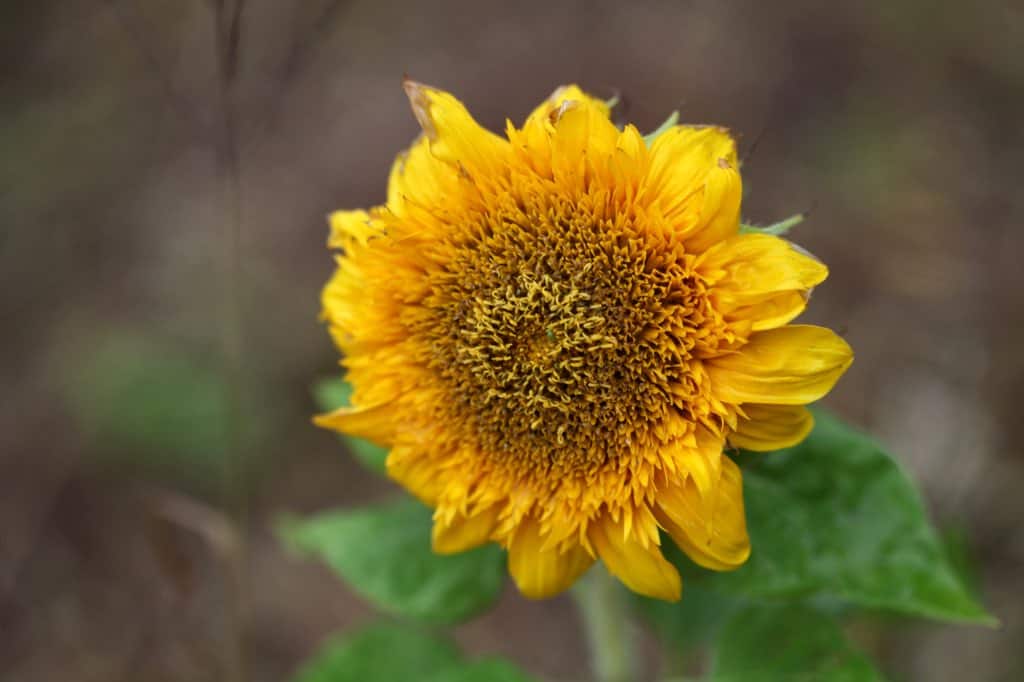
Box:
[643,110,680,146]
[739,213,805,236]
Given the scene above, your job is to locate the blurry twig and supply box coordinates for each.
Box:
[280,0,350,89]
[102,0,213,144]
[209,2,247,682]
[740,93,787,167]
[261,0,352,131]
[147,489,241,564]
[740,121,768,167]
[131,489,243,682]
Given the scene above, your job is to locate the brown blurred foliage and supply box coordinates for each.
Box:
[2,1,1022,680]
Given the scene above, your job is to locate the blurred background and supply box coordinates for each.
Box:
[2,0,1022,680]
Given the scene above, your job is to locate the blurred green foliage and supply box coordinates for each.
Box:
[293,624,535,682]
[705,411,991,624]
[711,606,884,682]
[294,377,995,679]
[62,329,270,496]
[279,497,506,625]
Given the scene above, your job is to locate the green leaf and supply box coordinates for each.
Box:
[313,377,388,474]
[940,524,983,602]
[424,658,538,682]
[293,624,537,682]
[279,498,505,624]
[643,110,680,146]
[66,333,226,460]
[739,213,805,236]
[711,606,885,682]
[63,330,270,494]
[292,624,460,682]
[705,410,993,624]
[635,584,745,654]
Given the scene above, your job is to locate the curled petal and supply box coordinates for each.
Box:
[699,233,829,331]
[645,126,741,250]
[729,404,815,452]
[588,516,681,601]
[432,505,500,554]
[403,79,510,175]
[386,136,459,217]
[707,325,853,405]
[327,210,373,248]
[656,455,750,571]
[508,515,594,599]
[524,84,613,126]
[313,403,394,443]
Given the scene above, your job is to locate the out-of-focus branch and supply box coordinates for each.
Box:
[102,0,212,144]
[260,0,352,131]
[280,0,349,87]
[209,3,247,682]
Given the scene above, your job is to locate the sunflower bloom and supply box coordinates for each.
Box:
[316,81,853,601]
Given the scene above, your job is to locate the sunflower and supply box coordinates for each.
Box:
[316,81,852,601]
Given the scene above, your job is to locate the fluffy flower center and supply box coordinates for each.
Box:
[415,191,723,476]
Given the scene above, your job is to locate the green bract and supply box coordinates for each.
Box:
[739,213,805,236]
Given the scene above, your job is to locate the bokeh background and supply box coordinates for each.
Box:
[3,0,1022,680]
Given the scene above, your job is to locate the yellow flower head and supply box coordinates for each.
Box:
[316,81,853,601]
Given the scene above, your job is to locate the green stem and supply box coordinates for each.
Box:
[572,565,634,682]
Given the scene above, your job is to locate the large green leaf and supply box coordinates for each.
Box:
[704,410,992,624]
[293,624,535,682]
[635,583,745,655]
[425,658,537,682]
[64,330,272,495]
[711,606,884,682]
[293,625,461,682]
[313,377,389,474]
[279,498,506,624]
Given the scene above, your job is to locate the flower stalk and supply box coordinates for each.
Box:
[573,565,635,682]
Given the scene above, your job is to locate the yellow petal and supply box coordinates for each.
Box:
[320,263,349,341]
[588,516,681,601]
[689,152,742,252]
[645,126,741,250]
[524,84,612,127]
[386,136,458,217]
[661,425,724,497]
[727,291,810,333]
[707,325,853,405]
[729,404,815,451]
[327,209,373,248]
[432,505,499,554]
[700,234,829,330]
[512,85,618,182]
[508,516,594,599]
[312,403,394,443]
[403,79,510,175]
[386,443,445,506]
[656,455,750,571]
[544,99,620,186]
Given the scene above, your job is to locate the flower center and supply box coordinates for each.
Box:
[418,196,715,474]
